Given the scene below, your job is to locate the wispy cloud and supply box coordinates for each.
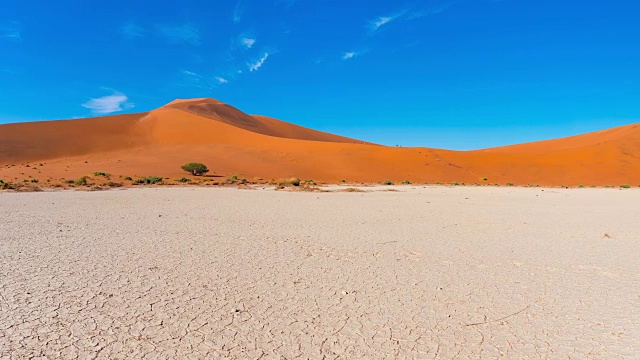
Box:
[368,11,407,34]
[121,22,145,39]
[241,37,256,49]
[158,24,200,45]
[0,22,21,42]
[408,0,462,19]
[342,51,358,60]
[82,90,133,115]
[248,53,270,72]
[277,0,297,9]
[233,2,244,23]
[215,76,229,84]
[181,70,202,78]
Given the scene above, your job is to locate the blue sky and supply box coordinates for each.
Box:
[1,0,639,150]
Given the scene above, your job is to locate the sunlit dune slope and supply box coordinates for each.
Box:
[165,98,370,144]
[1,98,639,186]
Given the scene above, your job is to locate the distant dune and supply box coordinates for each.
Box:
[1,98,639,186]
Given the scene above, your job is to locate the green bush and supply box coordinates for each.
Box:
[178,177,192,183]
[92,172,110,177]
[124,176,133,181]
[75,176,88,186]
[134,176,163,185]
[383,180,394,185]
[506,183,515,187]
[181,163,209,176]
[401,180,412,185]
[620,184,631,189]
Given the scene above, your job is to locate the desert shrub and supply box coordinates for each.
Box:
[92,172,110,177]
[604,185,614,188]
[435,181,443,185]
[340,179,346,183]
[277,177,301,187]
[620,184,631,189]
[65,179,75,184]
[482,177,488,181]
[578,184,585,188]
[230,174,238,180]
[134,176,163,185]
[590,185,597,188]
[343,188,365,192]
[178,177,192,183]
[451,181,460,186]
[1,182,15,190]
[383,180,394,185]
[506,183,515,187]
[181,163,209,176]
[401,180,412,185]
[124,176,133,181]
[104,182,123,187]
[30,179,39,183]
[74,176,88,186]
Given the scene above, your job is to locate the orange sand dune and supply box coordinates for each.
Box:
[1,98,639,186]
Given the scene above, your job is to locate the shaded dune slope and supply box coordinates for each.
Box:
[1,98,639,186]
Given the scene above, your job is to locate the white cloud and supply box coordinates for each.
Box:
[342,51,358,60]
[0,22,21,42]
[158,24,200,45]
[121,23,144,39]
[215,76,229,84]
[233,2,244,23]
[82,91,133,115]
[248,53,270,72]
[368,11,406,33]
[241,37,256,49]
[181,70,201,77]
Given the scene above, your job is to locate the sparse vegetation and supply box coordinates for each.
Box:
[134,176,163,185]
[124,176,133,181]
[401,180,412,185]
[482,177,488,181]
[578,184,585,188]
[1,181,15,190]
[434,181,443,185]
[506,183,515,187]
[74,176,88,186]
[92,172,110,177]
[30,179,39,183]
[275,177,301,187]
[103,182,123,187]
[590,185,597,188]
[604,185,614,188]
[450,182,460,186]
[178,177,192,183]
[620,184,631,189]
[343,188,365,192]
[181,163,209,176]
[340,179,346,183]
[383,180,394,185]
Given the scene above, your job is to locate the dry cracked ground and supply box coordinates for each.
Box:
[1,186,639,359]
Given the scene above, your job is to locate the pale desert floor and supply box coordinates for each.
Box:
[1,186,639,359]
